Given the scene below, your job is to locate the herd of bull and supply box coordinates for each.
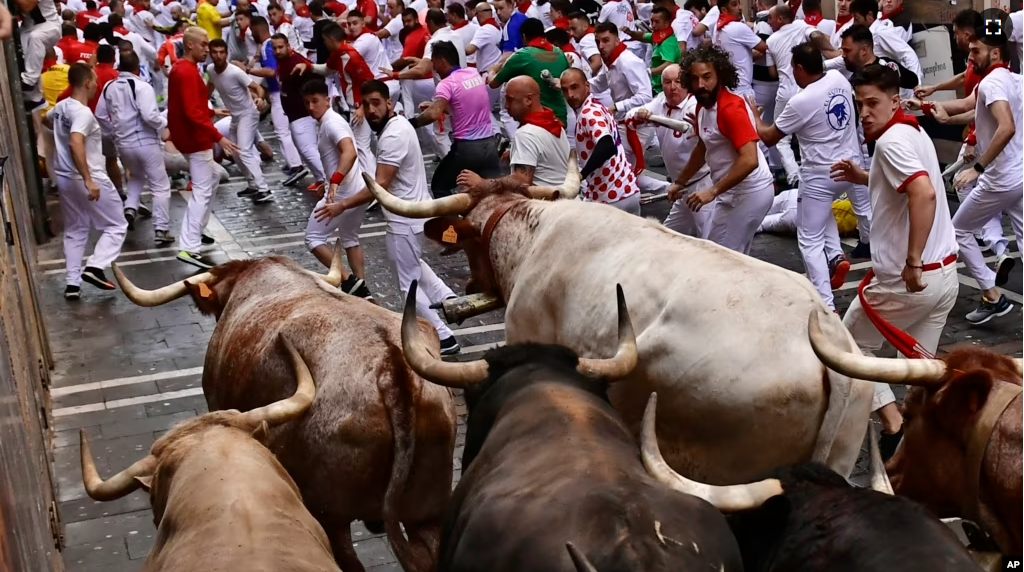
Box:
[80,173,1022,572]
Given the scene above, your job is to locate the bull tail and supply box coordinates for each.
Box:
[380,339,423,572]
[810,311,862,477]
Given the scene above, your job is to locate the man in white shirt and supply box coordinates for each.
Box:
[748,42,873,310]
[830,62,958,454]
[95,51,176,244]
[1010,9,1023,72]
[358,80,461,354]
[567,10,613,108]
[591,22,667,194]
[830,0,854,48]
[597,0,643,58]
[300,80,375,299]
[206,39,273,203]
[446,3,478,66]
[944,38,1023,325]
[674,45,773,255]
[712,0,765,98]
[269,2,305,48]
[109,14,156,67]
[628,64,715,237]
[45,63,128,299]
[850,0,920,98]
[348,9,394,82]
[376,0,408,63]
[18,0,62,109]
[466,1,503,127]
[675,0,708,51]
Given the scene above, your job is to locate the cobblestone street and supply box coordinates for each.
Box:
[36,130,1022,572]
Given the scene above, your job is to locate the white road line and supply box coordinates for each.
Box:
[247,231,386,252]
[53,387,205,417]
[246,222,387,242]
[50,367,205,398]
[38,245,218,267]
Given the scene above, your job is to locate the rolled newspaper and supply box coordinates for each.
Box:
[646,114,691,133]
[942,159,965,179]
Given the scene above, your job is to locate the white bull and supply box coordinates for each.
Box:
[363,169,874,484]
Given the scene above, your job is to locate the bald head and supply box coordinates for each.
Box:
[768,5,794,31]
[507,75,541,99]
[661,64,681,84]
[559,67,590,111]
[505,76,543,123]
[661,63,685,105]
[560,67,587,85]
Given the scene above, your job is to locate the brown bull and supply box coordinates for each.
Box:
[80,335,341,571]
[808,311,1023,555]
[112,247,457,572]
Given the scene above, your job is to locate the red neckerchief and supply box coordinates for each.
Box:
[522,108,563,137]
[866,107,919,143]
[964,64,980,95]
[716,12,740,30]
[652,28,673,44]
[560,42,577,54]
[603,41,627,65]
[803,11,822,26]
[113,25,131,35]
[527,37,554,51]
[295,5,310,17]
[585,26,595,34]
[480,17,499,28]
[836,13,852,25]
[451,20,469,29]
[977,61,1010,87]
[880,3,903,19]
[517,0,531,13]
[552,16,569,29]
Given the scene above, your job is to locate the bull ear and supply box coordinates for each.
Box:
[134,475,153,492]
[250,420,271,444]
[184,280,221,316]
[424,216,480,247]
[934,372,992,417]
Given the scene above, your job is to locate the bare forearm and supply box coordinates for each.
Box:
[934,72,965,92]
[905,183,936,265]
[944,110,975,125]
[70,138,92,183]
[937,96,975,116]
[339,188,374,209]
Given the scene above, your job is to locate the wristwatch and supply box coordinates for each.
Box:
[973,162,985,174]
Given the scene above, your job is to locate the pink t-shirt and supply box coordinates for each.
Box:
[434,68,495,141]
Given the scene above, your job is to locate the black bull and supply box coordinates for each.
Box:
[434,343,743,572]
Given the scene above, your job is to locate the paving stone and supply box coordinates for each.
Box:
[352,537,397,567]
[60,491,152,525]
[102,382,160,403]
[64,511,154,547]
[55,425,101,449]
[56,406,149,432]
[99,411,198,440]
[61,537,129,569]
[154,374,204,394]
[125,528,157,560]
[144,395,209,417]
[54,388,106,409]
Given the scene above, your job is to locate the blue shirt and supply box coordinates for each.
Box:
[499,12,527,52]
[262,41,280,92]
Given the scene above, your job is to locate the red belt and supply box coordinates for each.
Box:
[922,253,958,271]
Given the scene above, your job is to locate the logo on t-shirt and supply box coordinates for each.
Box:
[825,93,851,131]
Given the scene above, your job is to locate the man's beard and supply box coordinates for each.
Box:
[972,59,989,75]
[366,114,390,133]
[693,84,719,107]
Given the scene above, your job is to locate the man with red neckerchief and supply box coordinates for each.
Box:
[490,17,570,125]
[830,63,958,457]
[877,0,911,42]
[446,3,478,67]
[830,0,854,47]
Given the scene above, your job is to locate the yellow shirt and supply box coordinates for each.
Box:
[41,64,70,119]
[196,2,223,40]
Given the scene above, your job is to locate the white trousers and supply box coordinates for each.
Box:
[289,115,326,183]
[385,228,454,339]
[119,143,172,231]
[757,188,797,234]
[178,150,219,253]
[842,264,959,410]
[270,91,303,168]
[56,175,128,285]
[305,196,370,250]
[619,124,670,193]
[953,178,1024,291]
[607,192,641,215]
[752,79,781,171]
[955,144,1008,256]
[232,111,269,192]
[402,78,451,158]
[663,174,715,238]
[705,185,773,255]
[21,21,61,94]
[773,95,800,180]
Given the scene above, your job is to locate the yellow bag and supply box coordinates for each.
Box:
[832,197,858,237]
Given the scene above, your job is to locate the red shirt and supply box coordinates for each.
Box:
[327,42,375,106]
[62,39,97,64]
[323,0,347,15]
[167,59,222,153]
[401,26,430,59]
[76,9,104,28]
[89,63,120,111]
[357,0,379,31]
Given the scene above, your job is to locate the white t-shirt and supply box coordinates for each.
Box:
[50,98,111,184]
[868,123,957,280]
[206,63,258,116]
[376,115,430,231]
[317,109,365,199]
[352,32,393,80]
[424,27,468,70]
[714,20,762,96]
[831,16,854,49]
[384,16,405,62]
[509,124,570,187]
[598,0,635,41]
[766,20,814,101]
[974,67,1024,190]
[470,22,502,76]
[675,9,700,50]
[699,5,719,44]
[696,90,773,195]
[452,22,479,66]
[1011,10,1024,65]
[774,70,861,169]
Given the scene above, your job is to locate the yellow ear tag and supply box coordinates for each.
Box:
[197,282,214,299]
[442,225,458,244]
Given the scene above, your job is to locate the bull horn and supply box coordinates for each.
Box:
[1015,358,1023,376]
[641,393,784,512]
[647,114,692,134]
[81,430,156,501]
[362,172,474,218]
[113,263,218,307]
[566,543,598,572]
[528,151,581,200]
[401,280,490,388]
[304,239,344,287]
[807,310,947,384]
[868,423,894,495]
[242,333,317,426]
[575,284,638,379]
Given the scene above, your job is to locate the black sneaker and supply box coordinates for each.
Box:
[878,427,903,462]
[81,267,117,290]
[124,207,137,231]
[439,336,461,356]
[994,255,1016,287]
[283,166,310,187]
[965,295,1014,325]
[177,251,214,270]
[138,204,152,218]
[201,234,216,245]
[251,190,274,203]
[24,98,46,113]
[849,241,871,260]
[340,275,373,299]
[237,187,258,197]
[64,285,81,300]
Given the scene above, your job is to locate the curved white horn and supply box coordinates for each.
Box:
[304,239,344,287]
[647,115,692,133]
[807,310,947,384]
[113,264,217,307]
[81,430,156,501]
[641,393,784,512]
[868,424,894,495]
[566,543,598,572]
[362,172,474,218]
[401,280,490,388]
[576,284,638,379]
[527,151,581,201]
[242,333,317,426]
[1015,358,1023,376]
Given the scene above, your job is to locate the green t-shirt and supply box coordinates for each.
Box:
[646,33,682,94]
[493,47,570,124]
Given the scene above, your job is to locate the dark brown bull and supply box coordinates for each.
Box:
[80,335,341,571]
[112,247,457,572]
[806,310,1023,556]
[399,282,744,572]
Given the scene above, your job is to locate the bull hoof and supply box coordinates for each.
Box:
[363,520,386,534]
